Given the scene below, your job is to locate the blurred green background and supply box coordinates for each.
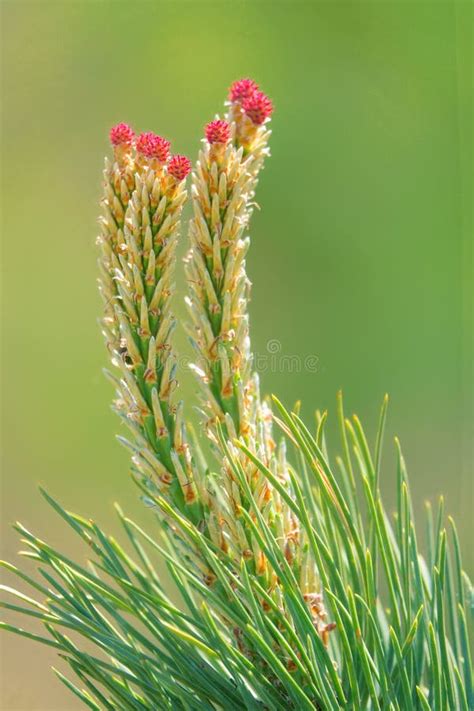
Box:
[1,1,472,708]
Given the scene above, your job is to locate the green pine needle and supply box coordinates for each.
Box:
[1,396,472,709]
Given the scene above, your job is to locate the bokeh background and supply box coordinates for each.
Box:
[1,1,472,708]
